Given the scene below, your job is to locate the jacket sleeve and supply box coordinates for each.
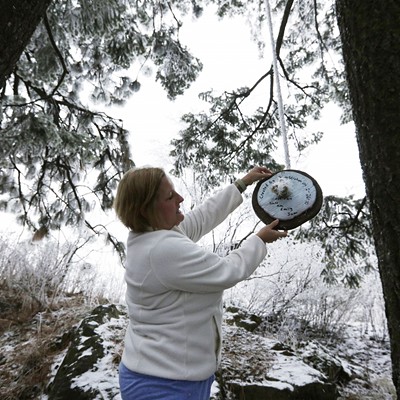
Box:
[149,232,267,293]
[179,184,243,243]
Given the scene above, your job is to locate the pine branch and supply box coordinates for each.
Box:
[43,12,69,95]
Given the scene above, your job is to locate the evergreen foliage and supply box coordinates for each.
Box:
[0,0,204,259]
[169,0,372,285]
[0,0,373,283]
[296,195,373,288]
[171,0,348,183]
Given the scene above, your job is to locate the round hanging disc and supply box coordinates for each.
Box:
[252,169,323,230]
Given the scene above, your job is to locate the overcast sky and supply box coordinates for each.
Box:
[109,6,365,199]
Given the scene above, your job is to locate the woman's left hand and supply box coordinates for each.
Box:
[241,166,273,186]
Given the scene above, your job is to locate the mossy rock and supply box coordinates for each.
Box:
[46,304,125,400]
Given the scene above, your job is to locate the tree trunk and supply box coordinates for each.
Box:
[336,0,400,397]
[0,0,52,91]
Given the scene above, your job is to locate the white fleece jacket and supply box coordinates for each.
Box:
[121,184,267,381]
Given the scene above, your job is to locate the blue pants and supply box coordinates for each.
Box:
[119,362,214,400]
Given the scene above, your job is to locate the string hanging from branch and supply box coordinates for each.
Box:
[250,1,323,230]
[264,0,291,169]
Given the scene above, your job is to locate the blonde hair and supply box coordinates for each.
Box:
[113,167,166,232]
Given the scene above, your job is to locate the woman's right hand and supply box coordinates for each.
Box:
[256,219,288,243]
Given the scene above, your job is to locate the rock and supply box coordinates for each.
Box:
[44,303,376,400]
[46,304,126,400]
[221,306,340,397]
[301,342,352,385]
[217,322,339,400]
[225,306,263,332]
[228,380,338,400]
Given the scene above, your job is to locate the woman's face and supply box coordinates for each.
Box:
[153,176,184,229]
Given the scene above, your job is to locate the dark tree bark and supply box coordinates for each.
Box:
[336,0,400,396]
[0,0,52,91]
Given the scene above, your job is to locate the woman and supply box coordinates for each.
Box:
[114,166,287,400]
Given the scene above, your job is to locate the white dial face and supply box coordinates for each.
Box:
[256,171,317,221]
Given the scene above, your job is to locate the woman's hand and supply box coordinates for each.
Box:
[241,166,273,186]
[256,219,288,243]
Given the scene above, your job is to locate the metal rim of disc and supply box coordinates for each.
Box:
[252,169,323,230]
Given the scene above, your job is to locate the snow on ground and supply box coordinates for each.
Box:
[55,307,394,399]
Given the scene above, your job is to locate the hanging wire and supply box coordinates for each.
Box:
[264,0,291,169]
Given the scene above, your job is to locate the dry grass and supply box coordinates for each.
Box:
[0,292,90,400]
[0,235,103,400]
